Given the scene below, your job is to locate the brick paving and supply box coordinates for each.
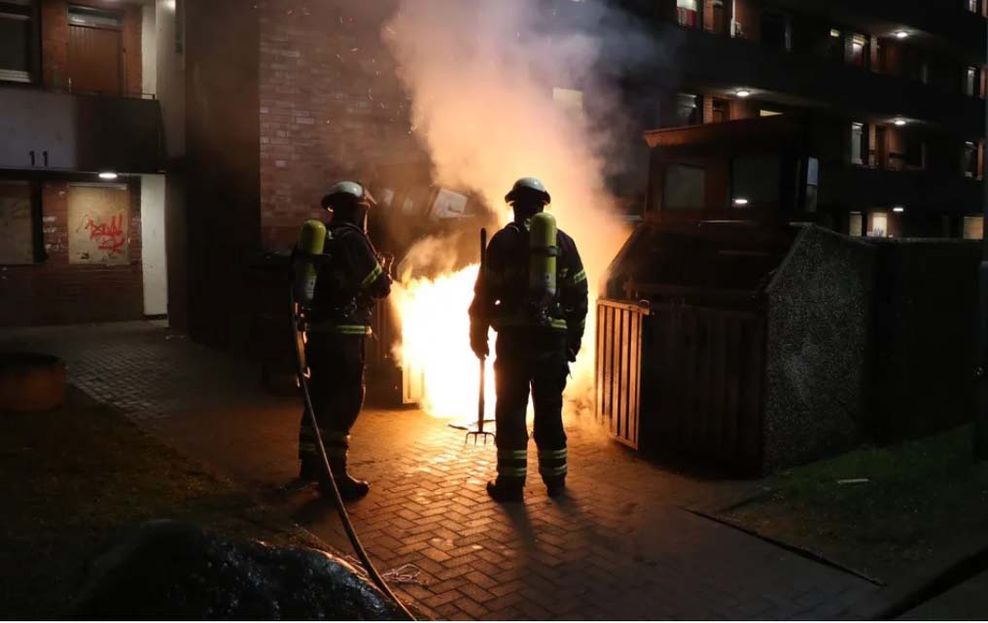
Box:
[0,321,881,620]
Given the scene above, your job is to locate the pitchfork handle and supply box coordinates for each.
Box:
[478,227,488,433]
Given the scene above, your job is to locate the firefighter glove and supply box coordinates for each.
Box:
[470,325,489,359]
[566,336,581,362]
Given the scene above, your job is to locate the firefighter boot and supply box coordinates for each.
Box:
[486,477,524,503]
[545,477,566,498]
[318,456,370,502]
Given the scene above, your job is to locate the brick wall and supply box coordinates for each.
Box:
[41,0,143,95]
[258,0,420,250]
[0,179,144,326]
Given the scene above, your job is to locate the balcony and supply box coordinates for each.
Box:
[822,164,983,213]
[666,27,985,138]
[0,84,165,175]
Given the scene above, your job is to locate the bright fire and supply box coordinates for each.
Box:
[391,254,600,423]
[391,264,496,422]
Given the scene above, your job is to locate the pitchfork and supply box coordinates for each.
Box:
[466,227,495,446]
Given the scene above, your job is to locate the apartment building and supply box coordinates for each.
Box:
[0,0,180,325]
[641,0,988,239]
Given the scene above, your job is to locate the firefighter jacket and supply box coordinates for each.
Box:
[310,222,391,335]
[469,220,589,349]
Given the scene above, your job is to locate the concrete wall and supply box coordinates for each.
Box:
[142,3,157,97]
[0,179,144,326]
[140,173,167,316]
[763,226,875,471]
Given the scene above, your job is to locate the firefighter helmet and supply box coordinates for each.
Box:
[505,177,551,207]
[321,180,376,230]
[321,181,376,210]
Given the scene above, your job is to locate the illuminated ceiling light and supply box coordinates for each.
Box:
[735,88,752,98]
[893,118,907,126]
[98,171,119,180]
[892,206,905,213]
[894,30,909,39]
[733,198,750,207]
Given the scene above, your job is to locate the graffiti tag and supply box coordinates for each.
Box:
[83,214,127,256]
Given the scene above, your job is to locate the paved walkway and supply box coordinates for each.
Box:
[0,322,880,620]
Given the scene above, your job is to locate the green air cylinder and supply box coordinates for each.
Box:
[528,212,558,310]
[295,219,327,303]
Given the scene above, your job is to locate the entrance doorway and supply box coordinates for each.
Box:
[67,5,123,95]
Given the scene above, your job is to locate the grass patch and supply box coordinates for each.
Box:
[723,426,988,583]
[0,387,318,618]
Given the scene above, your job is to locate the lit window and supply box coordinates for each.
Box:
[850,122,865,165]
[968,0,981,14]
[759,109,783,117]
[674,93,701,126]
[868,212,888,238]
[848,34,868,68]
[965,66,978,97]
[962,141,980,179]
[830,29,841,39]
[676,0,699,28]
[964,216,984,240]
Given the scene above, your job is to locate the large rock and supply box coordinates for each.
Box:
[73,520,405,620]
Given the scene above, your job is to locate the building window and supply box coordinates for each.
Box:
[848,34,869,68]
[968,0,981,14]
[964,66,979,97]
[760,12,791,52]
[904,135,925,169]
[663,164,706,210]
[0,180,39,265]
[676,0,699,28]
[732,156,780,209]
[0,1,36,83]
[962,141,981,178]
[868,212,888,238]
[964,215,984,240]
[673,93,701,126]
[850,122,867,166]
[848,212,864,237]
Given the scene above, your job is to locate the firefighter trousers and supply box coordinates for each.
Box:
[493,329,569,486]
[298,332,366,469]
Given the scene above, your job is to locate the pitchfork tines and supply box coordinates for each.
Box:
[465,426,495,445]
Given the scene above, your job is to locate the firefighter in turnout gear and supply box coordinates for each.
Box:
[293,181,392,501]
[469,177,589,502]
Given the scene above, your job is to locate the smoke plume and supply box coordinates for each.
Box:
[383,0,678,418]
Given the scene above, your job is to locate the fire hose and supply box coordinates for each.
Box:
[289,297,417,621]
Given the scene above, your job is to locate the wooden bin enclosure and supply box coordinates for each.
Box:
[595,299,766,473]
[597,224,878,475]
[595,300,648,449]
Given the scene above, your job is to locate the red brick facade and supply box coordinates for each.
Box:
[0,180,144,327]
[257,1,418,249]
[41,0,143,95]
